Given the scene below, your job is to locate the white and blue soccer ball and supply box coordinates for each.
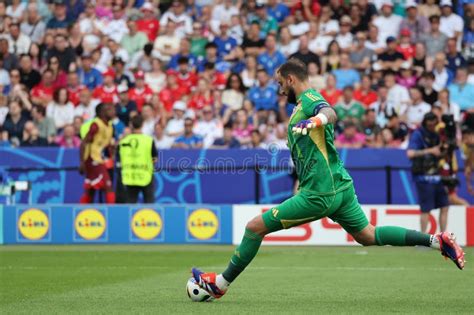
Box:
[186,277,214,302]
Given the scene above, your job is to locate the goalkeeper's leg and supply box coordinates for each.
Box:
[192,191,330,298]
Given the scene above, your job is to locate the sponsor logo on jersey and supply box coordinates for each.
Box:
[131,208,163,241]
[18,208,50,241]
[74,208,106,241]
[187,208,219,241]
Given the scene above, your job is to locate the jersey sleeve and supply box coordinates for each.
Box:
[84,122,99,143]
[301,92,331,117]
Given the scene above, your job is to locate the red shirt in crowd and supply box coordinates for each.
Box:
[128,85,153,112]
[396,44,415,60]
[136,18,160,41]
[209,72,227,90]
[67,84,86,106]
[320,88,342,106]
[353,89,378,107]
[175,72,198,95]
[53,71,68,90]
[188,93,213,110]
[31,84,54,103]
[93,85,119,104]
[159,85,188,112]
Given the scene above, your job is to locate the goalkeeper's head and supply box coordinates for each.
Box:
[275,59,308,104]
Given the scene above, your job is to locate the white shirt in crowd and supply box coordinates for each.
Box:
[4,33,31,55]
[96,18,129,43]
[154,135,174,149]
[211,4,239,24]
[74,99,100,121]
[309,35,332,54]
[434,101,462,122]
[47,102,75,129]
[0,106,8,125]
[278,40,300,57]
[387,84,410,114]
[336,32,354,50]
[319,20,339,36]
[221,89,244,111]
[194,119,224,148]
[440,13,464,38]
[403,101,432,129]
[159,12,192,39]
[6,3,26,19]
[373,14,403,43]
[165,117,185,139]
[142,118,156,136]
[433,68,449,92]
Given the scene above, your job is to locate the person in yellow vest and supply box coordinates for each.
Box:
[119,115,157,203]
[79,103,116,204]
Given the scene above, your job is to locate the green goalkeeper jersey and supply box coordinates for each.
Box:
[288,88,353,195]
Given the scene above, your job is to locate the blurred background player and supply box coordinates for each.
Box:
[118,115,157,203]
[79,103,115,204]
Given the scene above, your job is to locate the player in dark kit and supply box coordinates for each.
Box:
[191,59,465,299]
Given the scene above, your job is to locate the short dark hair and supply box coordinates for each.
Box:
[33,105,46,117]
[178,56,189,65]
[277,59,308,81]
[95,103,105,116]
[205,42,218,50]
[131,115,144,129]
[429,15,440,23]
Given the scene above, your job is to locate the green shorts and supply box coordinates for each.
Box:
[262,184,369,234]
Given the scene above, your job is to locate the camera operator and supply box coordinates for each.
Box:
[407,112,449,233]
[435,110,468,206]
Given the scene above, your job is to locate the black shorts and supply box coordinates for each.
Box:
[415,181,449,213]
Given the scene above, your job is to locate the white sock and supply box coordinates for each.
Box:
[216,274,230,290]
[430,235,440,250]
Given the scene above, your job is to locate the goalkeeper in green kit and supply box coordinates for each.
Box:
[192,59,465,299]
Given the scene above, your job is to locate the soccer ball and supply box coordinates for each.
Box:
[186,277,214,302]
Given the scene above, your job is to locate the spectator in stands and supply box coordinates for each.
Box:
[18,54,41,91]
[307,62,326,91]
[332,53,360,90]
[354,75,377,108]
[21,3,46,44]
[321,40,341,73]
[165,100,186,140]
[334,86,365,125]
[75,89,99,122]
[400,0,430,43]
[0,38,18,71]
[412,43,428,77]
[31,68,55,106]
[365,24,385,55]
[92,69,118,105]
[173,117,203,149]
[115,85,137,126]
[370,85,396,129]
[153,122,173,149]
[153,21,181,62]
[290,34,320,67]
[47,0,71,30]
[222,73,245,112]
[32,105,56,144]
[169,38,198,71]
[6,0,26,20]
[121,20,149,62]
[439,0,464,47]
[361,109,382,148]
[381,127,402,148]
[258,34,286,76]
[55,124,80,148]
[403,86,432,130]
[387,114,409,144]
[350,31,374,73]
[213,22,238,59]
[130,43,154,72]
[279,26,299,57]
[232,109,253,147]
[397,29,416,61]
[248,68,278,112]
[377,36,404,72]
[446,38,466,74]
[136,3,159,42]
[145,58,166,94]
[336,15,354,51]
[252,3,278,37]
[47,34,76,72]
[432,52,454,91]
[373,0,402,43]
[66,72,85,106]
[141,104,157,137]
[241,55,258,88]
[6,22,31,55]
[420,72,438,106]
[78,54,103,90]
[47,88,75,131]
[128,71,153,113]
[434,89,461,123]
[0,95,8,126]
[194,105,224,148]
[249,129,265,149]
[21,121,48,147]
[422,15,448,58]
[3,100,30,146]
[384,71,410,115]
[448,68,474,111]
[175,57,198,95]
[242,21,265,57]
[397,62,418,89]
[160,0,192,39]
[335,121,366,148]
[318,6,339,37]
[418,0,441,18]
[212,124,241,149]
[189,22,208,58]
[48,56,68,90]
[320,73,342,106]
[189,78,213,111]
[196,43,222,73]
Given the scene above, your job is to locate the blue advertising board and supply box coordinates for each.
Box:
[1,204,233,244]
[0,148,472,205]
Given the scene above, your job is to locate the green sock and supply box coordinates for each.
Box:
[222,228,263,283]
[375,226,431,247]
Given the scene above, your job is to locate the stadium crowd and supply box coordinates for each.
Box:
[0,0,473,150]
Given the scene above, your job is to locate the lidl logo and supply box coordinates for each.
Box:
[131,208,163,241]
[74,208,107,241]
[186,208,220,241]
[17,208,50,241]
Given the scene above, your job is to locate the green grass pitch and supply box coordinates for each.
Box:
[0,245,472,314]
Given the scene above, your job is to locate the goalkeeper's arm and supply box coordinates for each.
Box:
[292,106,338,135]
